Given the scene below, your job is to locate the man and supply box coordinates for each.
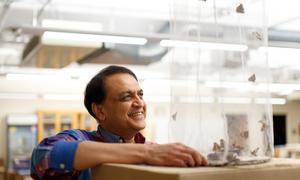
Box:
[31,65,207,180]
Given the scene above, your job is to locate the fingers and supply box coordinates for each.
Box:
[183,145,208,166]
[171,143,208,167]
[168,158,187,167]
[144,143,208,167]
[172,151,195,167]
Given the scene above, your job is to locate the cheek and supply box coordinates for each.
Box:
[118,103,131,116]
[106,102,132,120]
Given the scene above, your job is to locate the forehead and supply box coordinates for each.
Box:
[104,73,141,93]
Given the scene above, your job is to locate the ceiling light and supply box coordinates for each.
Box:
[259,46,300,68]
[205,81,300,95]
[160,40,248,52]
[0,48,18,56]
[179,96,214,103]
[256,83,300,93]
[7,114,38,125]
[0,93,39,100]
[205,81,250,89]
[255,98,286,105]
[6,73,72,81]
[144,95,170,102]
[218,97,251,104]
[42,19,103,33]
[42,31,148,47]
[43,94,83,101]
[259,46,300,54]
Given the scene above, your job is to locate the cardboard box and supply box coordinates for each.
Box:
[92,158,300,180]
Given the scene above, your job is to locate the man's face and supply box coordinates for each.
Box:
[99,73,146,139]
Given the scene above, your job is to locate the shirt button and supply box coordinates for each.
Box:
[60,163,65,169]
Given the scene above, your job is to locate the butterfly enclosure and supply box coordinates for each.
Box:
[168,0,273,165]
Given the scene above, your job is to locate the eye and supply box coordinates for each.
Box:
[138,91,144,99]
[122,95,131,101]
[120,93,132,101]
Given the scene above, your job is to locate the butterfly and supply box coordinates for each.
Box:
[232,142,244,150]
[236,3,245,14]
[227,153,240,162]
[253,32,262,40]
[171,112,177,121]
[213,139,225,152]
[258,119,269,131]
[251,147,260,156]
[240,131,249,139]
[248,74,256,82]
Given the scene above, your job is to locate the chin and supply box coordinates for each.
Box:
[133,121,146,131]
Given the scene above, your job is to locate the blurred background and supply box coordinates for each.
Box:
[0,0,300,179]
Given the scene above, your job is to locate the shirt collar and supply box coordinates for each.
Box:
[97,125,145,143]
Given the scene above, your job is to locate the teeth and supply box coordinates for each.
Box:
[129,112,143,116]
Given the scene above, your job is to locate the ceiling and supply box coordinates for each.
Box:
[0,0,300,101]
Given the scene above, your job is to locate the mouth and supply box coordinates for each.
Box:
[128,111,144,119]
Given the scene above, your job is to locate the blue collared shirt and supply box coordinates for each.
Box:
[30,126,145,180]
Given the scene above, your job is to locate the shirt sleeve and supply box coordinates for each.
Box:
[30,129,88,179]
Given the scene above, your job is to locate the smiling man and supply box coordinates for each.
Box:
[91,72,146,142]
[30,65,207,180]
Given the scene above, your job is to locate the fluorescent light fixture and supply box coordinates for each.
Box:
[7,114,38,125]
[42,19,103,33]
[6,73,72,81]
[255,98,286,105]
[0,48,18,56]
[205,81,300,95]
[0,93,39,100]
[144,95,215,103]
[43,94,83,101]
[160,40,248,52]
[259,46,300,68]
[143,95,286,105]
[205,81,250,89]
[218,97,251,104]
[179,96,214,103]
[259,46,300,53]
[256,83,300,93]
[144,95,170,102]
[199,97,215,103]
[42,31,147,47]
[270,83,300,91]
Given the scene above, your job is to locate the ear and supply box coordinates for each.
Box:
[91,102,106,123]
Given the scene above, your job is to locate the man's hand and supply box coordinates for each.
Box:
[144,143,208,167]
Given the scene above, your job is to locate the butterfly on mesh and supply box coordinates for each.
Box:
[236,3,245,14]
[213,139,225,152]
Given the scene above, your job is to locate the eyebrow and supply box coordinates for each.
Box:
[118,89,143,98]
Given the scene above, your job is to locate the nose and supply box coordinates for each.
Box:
[132,95,144,107]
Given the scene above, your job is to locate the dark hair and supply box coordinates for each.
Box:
[84,65,138,119]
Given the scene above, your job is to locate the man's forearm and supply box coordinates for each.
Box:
[74,141,147,170]
[74,141,208,170]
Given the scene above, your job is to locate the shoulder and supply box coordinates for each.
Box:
[57,129,94,141]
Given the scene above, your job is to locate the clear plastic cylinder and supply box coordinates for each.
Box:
[168,0,273,165]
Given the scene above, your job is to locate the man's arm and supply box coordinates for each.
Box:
[74,141,208,170]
